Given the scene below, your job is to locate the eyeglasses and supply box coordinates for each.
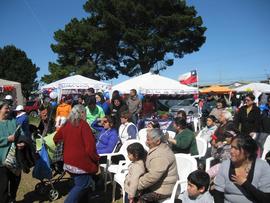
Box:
[103,120,108,124]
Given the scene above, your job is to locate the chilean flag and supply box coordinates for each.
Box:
[179,70,198,85]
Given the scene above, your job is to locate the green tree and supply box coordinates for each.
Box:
[0,45,40,97]
[43,0,206,82]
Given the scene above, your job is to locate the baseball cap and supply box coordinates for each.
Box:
[15,105,24,111]
[4,95,13,100]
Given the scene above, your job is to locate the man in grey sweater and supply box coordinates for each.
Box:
[126,89,142,125]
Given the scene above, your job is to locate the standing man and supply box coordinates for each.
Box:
[126,89,142,125]
[83,88,95,106]
[234,93,261,135]
[15,105,31,139]
[201,93,216,127]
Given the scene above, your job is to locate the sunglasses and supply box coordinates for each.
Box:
[103,120,109,124]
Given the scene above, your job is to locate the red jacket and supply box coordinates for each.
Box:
[54,120,99,174]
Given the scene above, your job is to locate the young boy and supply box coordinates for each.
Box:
[179,170,213,203]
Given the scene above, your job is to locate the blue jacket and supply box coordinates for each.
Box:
[92,120,119,154]
[97,101,110,115]
[16,113,31,138]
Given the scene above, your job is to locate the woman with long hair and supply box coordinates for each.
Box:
[54,104,99,203]
[213,135,270,203]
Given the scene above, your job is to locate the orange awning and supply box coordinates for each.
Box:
[200,85,234,94]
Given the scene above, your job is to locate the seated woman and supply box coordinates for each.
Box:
[167,117,198,155]
[213,135,270,203]
[91,115,119,154]
[146,120,160,129]
[209,99,227,122]
[119,111,138,143]
[167,110,193,132]
[138,128,178,202]
[214,111,235,142]
[207,130,236,179]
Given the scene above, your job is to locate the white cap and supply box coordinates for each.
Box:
[5,95,13,100]
[15,105,24,111]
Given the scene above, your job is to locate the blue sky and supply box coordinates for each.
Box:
[1,0,270,85]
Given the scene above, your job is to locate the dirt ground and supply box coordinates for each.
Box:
[16,171,122,203]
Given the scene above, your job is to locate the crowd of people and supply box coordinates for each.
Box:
[0,88,270,203]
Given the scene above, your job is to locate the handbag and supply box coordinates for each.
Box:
[4,143,20,176]
[4,125,22,176]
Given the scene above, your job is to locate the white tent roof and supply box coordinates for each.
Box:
[41,75,110,90]
[112,72,198,95]
[234,82,270,93]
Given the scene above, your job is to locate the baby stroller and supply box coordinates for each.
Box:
[33,133,66,201]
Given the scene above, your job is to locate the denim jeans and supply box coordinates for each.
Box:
[65,173,93,203]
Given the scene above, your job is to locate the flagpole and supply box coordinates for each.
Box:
[196,68,199,94]
[196,68,201,131]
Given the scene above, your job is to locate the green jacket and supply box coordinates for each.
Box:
[0,119,17,166]
[86,105,105,125]
[172,128,198,155]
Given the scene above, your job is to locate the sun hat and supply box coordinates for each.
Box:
[4,95,13,100]
[15,105,24,111]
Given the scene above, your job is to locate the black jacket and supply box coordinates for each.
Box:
[16,134,36,173]
[234,103,261,135]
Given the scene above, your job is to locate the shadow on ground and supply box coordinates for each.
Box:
[17,175,122,203]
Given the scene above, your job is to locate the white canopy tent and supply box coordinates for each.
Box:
[112,72,198,95]
[234,83,270,93]
[41,75,110,91]
[0,79,23,105]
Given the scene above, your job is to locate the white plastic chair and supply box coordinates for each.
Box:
[138,128,148,143]
[111,160,129,202]
[99,139,139,191]
[261,135,270,160]
[111,140,149,202]
[175,153,197,192]
[193,116,201,132]
[160,180,182,203]
[205,157,215,171]
[160,153,197,203]
[192,137,207,159]
[107,139,140,174]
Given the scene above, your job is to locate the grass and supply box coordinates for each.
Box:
[16,171,123,203]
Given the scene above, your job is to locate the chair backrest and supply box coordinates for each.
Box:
[138,139,149,151]
[138,128,148,141]
[118,139,140,159]
[262,135,270,160]
[193,137,207,158]
[175,153,197,182]
[193,116,201,132]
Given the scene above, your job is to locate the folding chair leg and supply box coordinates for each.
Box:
[104,159,109,192]
[104,170,108,192]
[112,180,116,202]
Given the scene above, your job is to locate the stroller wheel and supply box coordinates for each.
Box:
[35,182,47,195]
[49,189,59,201]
